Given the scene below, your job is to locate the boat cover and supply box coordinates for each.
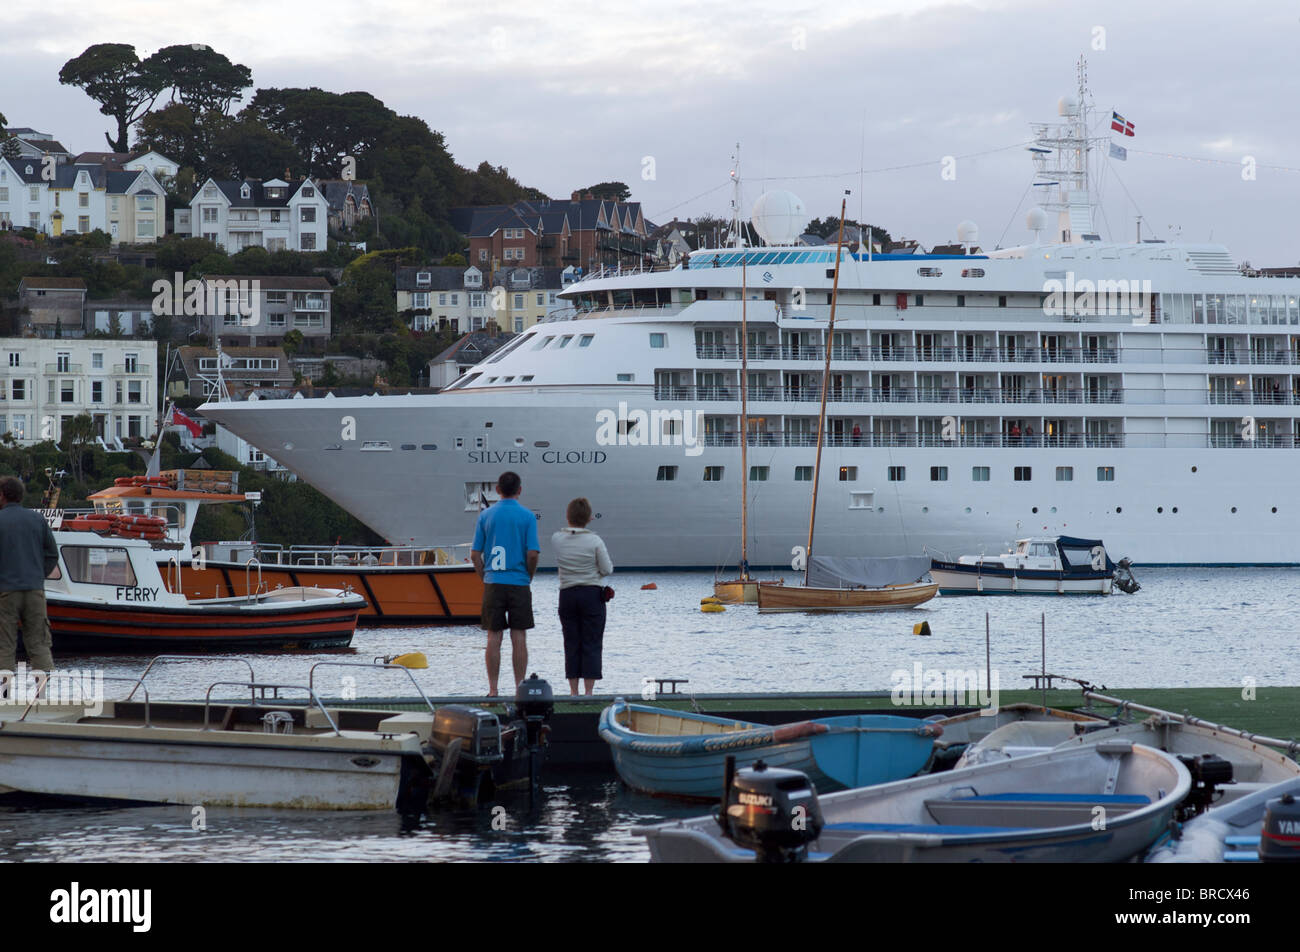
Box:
[1056,536,1116,574]
[807,555,931,589]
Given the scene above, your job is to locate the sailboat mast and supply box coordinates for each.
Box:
[805,195,849,584]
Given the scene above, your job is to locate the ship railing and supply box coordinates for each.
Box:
[285,543,473,567]
[1209,435,1297,448]
[695,344,739,359]
[127,656,257,701]
[203,682,341,736]
[16,674,151,726]
[308,660,437,715]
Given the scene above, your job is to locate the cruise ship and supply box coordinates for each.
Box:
[201,77,1300,568]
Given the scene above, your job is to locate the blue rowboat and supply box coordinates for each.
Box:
[598,698,940,799]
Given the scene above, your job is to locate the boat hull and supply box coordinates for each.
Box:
[930,562,1112,595]
[171,561,481,625]
[44,597,361,651]
[757,581,938,612]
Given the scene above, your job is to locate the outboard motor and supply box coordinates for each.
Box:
[1176,753,1234,819]
[1113,557,1140,594]
[716,757,824,863]
[515,673,554,749]
[1260,792,1300,862]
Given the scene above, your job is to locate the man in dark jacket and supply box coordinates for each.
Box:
[0,476,59,680]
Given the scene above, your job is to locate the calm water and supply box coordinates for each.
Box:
[9,567,1300,862]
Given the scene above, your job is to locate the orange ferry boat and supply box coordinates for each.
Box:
[88,471,482,625]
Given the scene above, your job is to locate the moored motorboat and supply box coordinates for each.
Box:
[637,740,1191,862]
[44,515,364,651]
[599,698,940,798]
[926,702,1109,770]
[87,470,483,625]
[929,536,1125,595]
[1147,776,1300,863]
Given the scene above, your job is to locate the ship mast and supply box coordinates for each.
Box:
[805,194,848,584]
[735,148,750,580]
[1030,55,1097,244]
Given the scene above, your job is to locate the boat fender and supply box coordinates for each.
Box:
[772,721,829,743]
[641,583,657,590]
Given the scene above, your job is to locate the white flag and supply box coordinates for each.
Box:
[1109,142,1127,161]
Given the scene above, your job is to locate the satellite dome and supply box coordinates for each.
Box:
[1058,94,1079,117]
[956,220,979,243]
[1026,207,1049,232]
[750,191,808,246]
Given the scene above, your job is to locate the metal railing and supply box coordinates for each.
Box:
[203,681,341,735]
[308,660,436,715]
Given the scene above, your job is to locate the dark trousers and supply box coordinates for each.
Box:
[558,585,606,680]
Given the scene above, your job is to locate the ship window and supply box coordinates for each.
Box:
[972,466,990,481]
[795,466,813,481]
[999,295,1007,307]
[850,491,874,510]
[1014,466,1032,481]
[839,466,858,481]
[649,333,666,348]
[956,295,965,307]
[914,294,923,306]
[422,444,437,450]
[1056,466,1073,481]
[558,335,574,348]
[521,375,534,382]
[1097,466,1115,481]
[400,444,416,450]
[704,466,725,481]
[360,441,392,451]
[656,465,677,481]
[534,336,555,350]
[454,438,464,449]
[888,465,906,481]
[61,546,137,586]
[579,335,594,347]
[930,466,948,481]
[872,294,881,306]
[749,466,769,481]
[324,444,342,451]
[617,373,634,382]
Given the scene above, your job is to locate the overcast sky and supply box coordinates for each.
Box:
[5,0,1300,263]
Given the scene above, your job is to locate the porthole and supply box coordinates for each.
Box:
[514,437,525,447]
[1273,506,1278,513]
[1231,507,1237,513]
[1157,507,1163,513]
[877,506,885,513]
[921,506,929,513]
[1031,507,1038,514]
[1116,506,1123,513]
[1050,507,1057,514]
[1191,466,1197,473]
[1172,507,1178,513]
[964,506,972,514]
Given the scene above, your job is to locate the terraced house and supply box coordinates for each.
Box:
[0,156,166,242]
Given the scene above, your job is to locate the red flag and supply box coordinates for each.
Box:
[1110,111,1135,137]
[171,408,203,438]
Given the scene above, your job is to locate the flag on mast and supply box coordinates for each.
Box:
[1109,142,1127,161]
[1110,112,1135,137]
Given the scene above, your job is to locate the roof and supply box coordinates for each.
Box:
[74,151,130,169]
[317,179,372,211]
[16,136,69,155]
[19,276,87,291]
[2,157,49,184]
[194,178,318,209]
[430,331,515,364]
[175,346,294,383]
[202,275,332,291]
[395,266,478,292]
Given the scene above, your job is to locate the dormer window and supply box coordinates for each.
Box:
[240,183,251,199]
[25,165,33,175]
[416,272,431,285]
[464,269,482,288]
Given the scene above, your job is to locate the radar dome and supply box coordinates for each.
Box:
[1057,94,1079,117]
[750,190,808,246]
[1026,207,1049,232]
[956,220,979,244]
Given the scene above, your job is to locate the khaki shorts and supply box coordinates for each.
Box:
[481,583,534,632]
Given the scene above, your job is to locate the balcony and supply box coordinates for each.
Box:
[111,364,150,375]
[45,363,84,374]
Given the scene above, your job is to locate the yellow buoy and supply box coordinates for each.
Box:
[701,596,722,604]
[912,622,932,637]
[387,652,429,669]
[701,602,726,613]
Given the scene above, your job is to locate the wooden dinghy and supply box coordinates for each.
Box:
[599,698,940,799]
[637,740,1191,863]
[757,580,938,613]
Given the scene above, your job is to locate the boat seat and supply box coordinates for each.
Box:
[925,792,1151,828]
[822,822,1035,835]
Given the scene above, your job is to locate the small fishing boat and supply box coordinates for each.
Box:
[0,661,557,812]
[756,556,938,613]
[637,739,1191,862]
[599,698,940,798]
[87,470,483,625]
[44,515,365,651]
[1148,776,1300,863]
[926,702,1109,770]
[929,536,1132,595]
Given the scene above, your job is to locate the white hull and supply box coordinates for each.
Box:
[930,568,1112,595]
[201,395,1300,568]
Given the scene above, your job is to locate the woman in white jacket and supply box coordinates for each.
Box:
[551,497,613,696]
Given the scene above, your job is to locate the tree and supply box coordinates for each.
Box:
[58,44,168,151]
[144,44,253,115]
[579,181,631,201]
[440,252,467,266]
[62,413,97,484]
[210,115,299,179]
[0,112,20,160]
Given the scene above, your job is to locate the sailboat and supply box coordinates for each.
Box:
[756,197,938,614]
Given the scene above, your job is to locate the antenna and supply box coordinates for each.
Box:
[728,143,745,248]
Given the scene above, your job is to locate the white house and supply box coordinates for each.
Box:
[123,151,179,183]
[183,177,329,252]
[0,157,165,242]
[0,337,158,446]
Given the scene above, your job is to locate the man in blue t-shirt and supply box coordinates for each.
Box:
[471,471,540,696]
